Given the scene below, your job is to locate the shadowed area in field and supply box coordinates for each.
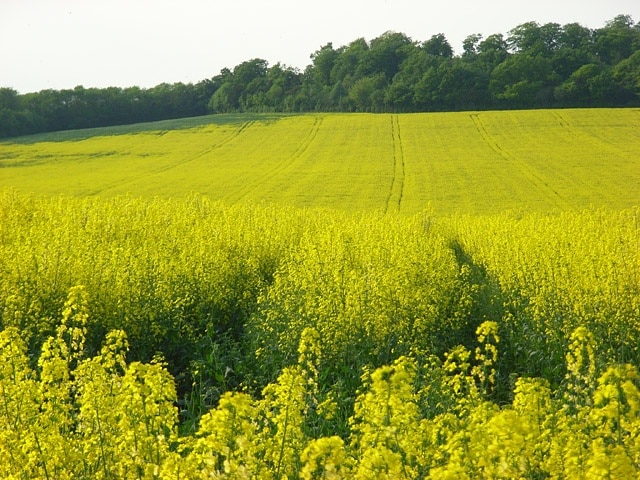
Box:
[447,238,569,398]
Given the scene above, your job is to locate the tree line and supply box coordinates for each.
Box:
[1,14,639,138]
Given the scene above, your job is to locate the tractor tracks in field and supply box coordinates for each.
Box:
[226,116,324,204]
[551,110,635,154]
[550,111,570,128]
[469,113,510,159]
[385,115,405,214]
[151,120,255,175]
[87,121,254,195]
[469,113,571,210]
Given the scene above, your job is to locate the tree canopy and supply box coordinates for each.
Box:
[1,15,639,138]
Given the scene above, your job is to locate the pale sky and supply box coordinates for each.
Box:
[1,0,638,94]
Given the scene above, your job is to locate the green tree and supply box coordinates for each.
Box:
[595,15,639,65]
[437,59,490,108]
[551,23,597,80]
[0,87,20,111]
[423,33,454,58]
[555,63,604,104]
[263,63,302,111]
[358,31,415,81]
[559,22,594,51]
[210,82,236,113]
[329,80,351,110]
[586,67,624,103]
[385,47,433,111]
[477,34,509,70]
[507,21,562,56]
[348,74,387,111]
[0,109,19,137]
[385,79,415,111]
[490,54,555,106]
[462,34,483,57]
[310,43,339,87]
[0,88,24,137]
[330,38,369,84]
[614,50,640,100]
[414,67,440,108]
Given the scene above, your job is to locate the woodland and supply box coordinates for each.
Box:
[0,14,639,138]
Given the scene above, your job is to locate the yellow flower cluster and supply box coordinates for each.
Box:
[0,286,179,479]
[3,300,640,478]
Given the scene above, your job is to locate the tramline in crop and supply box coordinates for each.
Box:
[1,108,639,214]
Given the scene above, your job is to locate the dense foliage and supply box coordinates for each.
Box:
[1,14,639,137]
[1,192,639,477]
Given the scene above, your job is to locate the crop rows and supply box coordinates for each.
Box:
[1,109,639,214]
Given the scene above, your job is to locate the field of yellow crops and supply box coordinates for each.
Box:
[1,109,639,478]
[1,108,639,214]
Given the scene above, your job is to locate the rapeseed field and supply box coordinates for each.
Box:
[0,109,639,478]
[1,109,639,214]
